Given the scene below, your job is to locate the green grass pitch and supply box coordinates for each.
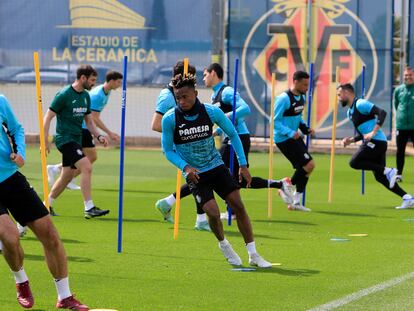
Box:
[0,147,413,310]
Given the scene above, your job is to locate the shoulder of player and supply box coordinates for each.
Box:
[163,107,176,119]
[159,87,174,97]
[275,92,290,105]
[89,84,104,96]
[356,98,372,107]
[0,94,8,105]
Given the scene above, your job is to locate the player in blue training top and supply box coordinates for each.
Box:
[273,70,315,212]
[203,63,294,220]
[0,95,89,310]
[47,70,123,191]
[151,61,211,231]
[337,83,414,209]
[161,73,272,268]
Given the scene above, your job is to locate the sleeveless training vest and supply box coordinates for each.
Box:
[173,102,213,145]
[348,99,375,137]
[212,84,233,113]
[283,90,305,116]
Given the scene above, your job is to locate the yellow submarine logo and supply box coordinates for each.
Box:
[58,0,150,29]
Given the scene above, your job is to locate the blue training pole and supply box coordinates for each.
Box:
[302,63,314,206]
[227,58,239,226]
[361,65,366,195]
[117,56,128,253]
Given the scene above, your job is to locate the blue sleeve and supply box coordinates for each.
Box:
[356,99,374,115]
[90,91,105,112]
[156,89,176,115]
[274,94,295,138]
[210,106,247,166]
[0,96,26,160]
[161,111,188,171]
[221,87,251,120]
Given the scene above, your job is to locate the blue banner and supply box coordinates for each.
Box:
[0,0,213,84]
[228,0,394,138]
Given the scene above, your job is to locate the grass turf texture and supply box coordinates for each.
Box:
[0,147,413,310]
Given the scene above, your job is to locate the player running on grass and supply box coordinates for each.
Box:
[151,61,211,231]
[273,70,315,212]
[43,65,110,218]
[47,70,123,190]
[0,94,88,310]
[161,73,272,267]
[337,83,414,209]
[203,63,294,220]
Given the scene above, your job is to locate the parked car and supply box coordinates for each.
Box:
[0,66,33,83]
[6,64,114,84]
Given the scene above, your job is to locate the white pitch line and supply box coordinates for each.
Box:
[308,271,414,311]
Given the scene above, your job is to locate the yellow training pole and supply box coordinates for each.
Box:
[267,73,276,218]
[33,52,50,211]
[328,66,340,203]
[174,57,189,240]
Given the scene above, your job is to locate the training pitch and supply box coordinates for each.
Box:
[0,147,413,310]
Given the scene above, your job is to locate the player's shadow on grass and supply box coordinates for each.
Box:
[97,188,168,194]
[252,267,320,276]
[24,253,94,263]
[254,219,317,226]
[96,217,160,223]
[316,211,376,217]
[22,236,85,244]
[221,230,289,240]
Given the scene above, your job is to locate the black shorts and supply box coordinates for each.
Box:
[57,141,85,169]
[276,138,313,169]
[186,165,239,210]
[220,134,250,176]
[351,140,387,168]
[0,172,49,226]
[82,128,95,148]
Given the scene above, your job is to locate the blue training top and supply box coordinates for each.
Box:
[212,81,251,136]
[347,99,387,141]
[273,91,309,143]
[155,86,176,115]
[82,84,111,129]
[0,95,26,183]
[162,101,247,173]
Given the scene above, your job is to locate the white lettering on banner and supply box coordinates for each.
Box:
[53,47,157,63]
[52,35,157,64]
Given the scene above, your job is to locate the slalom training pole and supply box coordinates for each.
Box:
[361,65,366,195]
[117,55,128,253]
[328,66,340,203]
[173,57,189,240]
[227,58,239,226]
[33,52,50,212]
[267,73,276,218]
[302,63,314,206]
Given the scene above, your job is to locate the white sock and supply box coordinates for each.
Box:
[165,194,176,206]
[12,267,28,284]
[196,213,207,223]
[246,241,257,255]
[84,200,94,211]
[219,239,229,247]
[54,277,72,300]
[403,194,412,200]
[48,196,55,207]
[293,191,302,204]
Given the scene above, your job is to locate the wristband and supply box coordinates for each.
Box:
[97,135,103,142]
